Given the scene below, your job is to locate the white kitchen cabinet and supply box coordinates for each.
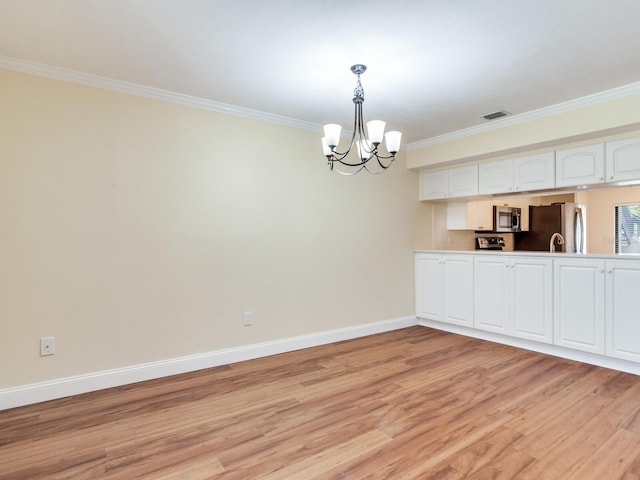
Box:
[606,137,640,183]
[479,153,554,195]
[419,170,449,200]
[446,200,493,231]
[605,260,640,362]
[478,159,513,195]
[474,256,553,343]
[420,165,478,200]
[474,257,509,334]
[513,153,556,191]
[554,258,606,354]
[555,143,605,188]
[511,257,554,343]
[415,253,473,326]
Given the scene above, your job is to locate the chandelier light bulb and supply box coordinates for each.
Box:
[357,138,373,161]
[384,131,402,154]
[366,120,385,145]
[321,137,332,156]
[322,124,342,149]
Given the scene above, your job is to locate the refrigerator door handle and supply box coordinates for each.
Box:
[575,208,585,253]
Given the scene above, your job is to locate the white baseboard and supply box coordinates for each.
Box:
[0,316,418,411]
[418,318,640,376]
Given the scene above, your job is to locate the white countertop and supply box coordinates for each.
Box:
[414,249,640,261]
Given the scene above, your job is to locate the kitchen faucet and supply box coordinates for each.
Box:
[550,232,565,252]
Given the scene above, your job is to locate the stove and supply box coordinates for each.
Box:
[475,236,506,251]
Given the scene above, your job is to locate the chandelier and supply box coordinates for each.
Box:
[321,64,402,175]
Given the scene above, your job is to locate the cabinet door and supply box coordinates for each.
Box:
[446,201,493,231]
[511,258,553,343]
[474,257,509,334]
[605,261,640,362]
[442,256,474,326]
[419,170,449,200]
[446,202,468,230]
[448,165,479,198]
[415,254,442,320]
[478,159,513,195]
[468,200,494,231]
[606,137,640,183]
[513,152,555,191]
[554,259,605,354]
[555,143,605,188]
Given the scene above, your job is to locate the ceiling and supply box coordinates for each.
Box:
[1,0,640,145]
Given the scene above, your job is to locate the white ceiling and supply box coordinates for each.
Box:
[1,0,640,145]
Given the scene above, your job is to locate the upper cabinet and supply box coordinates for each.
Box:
[447,200,494,231]
[514,153,556,191]
[419,135,640,202]
[419,165,478,200]
[478,159,512,194]
[479,152,555,195]
[606,137,640,183]
[555,143,605,187]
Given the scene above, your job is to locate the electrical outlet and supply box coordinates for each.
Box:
[40,337,56,356]
[243,311,253,326]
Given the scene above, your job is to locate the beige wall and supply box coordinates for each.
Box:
[0,69,424,389]
[407,93,640,169]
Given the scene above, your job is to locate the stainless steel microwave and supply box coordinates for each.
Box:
[493,206,522,232]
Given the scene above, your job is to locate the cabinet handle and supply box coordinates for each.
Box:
[610,175,614,180]
[600,177,604,181]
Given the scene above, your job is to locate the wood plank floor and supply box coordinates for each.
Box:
[2,326,640,479]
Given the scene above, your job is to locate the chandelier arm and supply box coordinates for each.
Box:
[373,152,395,160]
[332,156,372,168]
[334,166,367,176]
[375,155,394,170]
[327,100,361,160]
[364,165,384,175]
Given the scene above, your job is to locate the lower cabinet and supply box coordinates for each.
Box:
[416,253,640,368]
[606,260,640,362]
[474,256,553,343]
[553,258,606,354]
[415,253,473,327]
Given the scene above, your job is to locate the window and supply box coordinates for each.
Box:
[615,204,640,255]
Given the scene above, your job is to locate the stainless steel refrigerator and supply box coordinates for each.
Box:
[514,202,586,253]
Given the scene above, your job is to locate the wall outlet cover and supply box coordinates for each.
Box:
[40,337,56,356]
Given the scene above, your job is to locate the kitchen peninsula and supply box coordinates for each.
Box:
[413,133,640,375]
[415,249,640,375]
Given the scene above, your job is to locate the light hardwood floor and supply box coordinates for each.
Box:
[1,326,640,479]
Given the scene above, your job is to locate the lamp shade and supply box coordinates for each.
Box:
[323,124,342,148]
[357,139,373,160]
[321,137,332,156]
[384,131,402,153]
[366,120,385,145]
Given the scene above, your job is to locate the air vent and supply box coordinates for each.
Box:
[483,110,510,120]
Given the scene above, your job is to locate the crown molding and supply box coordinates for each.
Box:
[408,81,640,151]
[0,55,321,133]
[4,55,640,149]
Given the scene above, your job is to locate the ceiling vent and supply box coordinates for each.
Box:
[483,110,510,120]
